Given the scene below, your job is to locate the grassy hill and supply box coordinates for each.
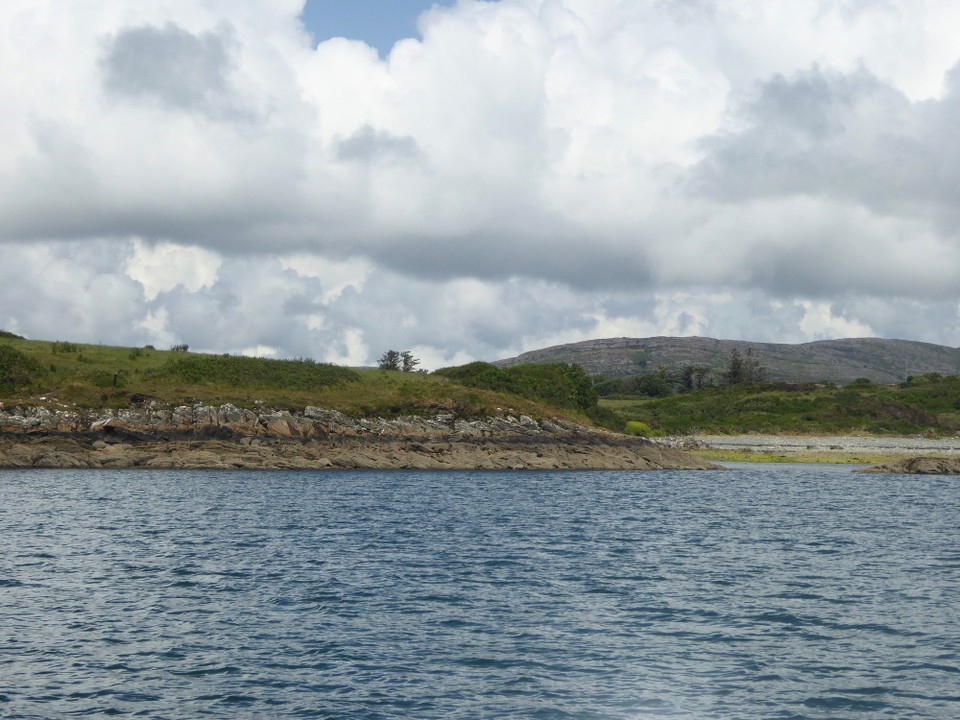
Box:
[497,336,960,385]
[4,332,959,437]
[0,334,586,421]
[600,375,960,436]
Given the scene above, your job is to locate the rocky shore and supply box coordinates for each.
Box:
[858,457,960,475]
[0,404,713,471]
[662,433,960,457]
[661,433,960,474]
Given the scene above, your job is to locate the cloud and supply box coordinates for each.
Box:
[334,125,422,163]
[101,23,246,120]
[1,0,959,360]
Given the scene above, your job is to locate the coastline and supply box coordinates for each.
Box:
[663,433,960,473]
[3,404,957,473]
[0,404,714,471]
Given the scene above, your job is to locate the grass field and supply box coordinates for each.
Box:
[0,335,582,420]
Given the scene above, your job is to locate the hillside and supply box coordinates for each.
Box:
[497,336,960,385]
[0,334,588,422]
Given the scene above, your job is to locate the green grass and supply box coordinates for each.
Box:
[0,336,586,420]
[5,332,959,436]
[600,376,960,436]
[434,361,597,411]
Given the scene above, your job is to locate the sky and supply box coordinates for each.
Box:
[2,0,959,369]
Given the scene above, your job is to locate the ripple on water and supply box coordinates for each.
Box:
[0,466,958,719]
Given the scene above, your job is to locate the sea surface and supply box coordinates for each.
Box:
[1,466,958,719]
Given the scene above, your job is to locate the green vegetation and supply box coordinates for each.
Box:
[600,374,960,436]
[3,331,958,438]
[0,346,46,394]
[0,335,586,420]
[624,421,656,438]
[378,350,421,372]
[434,361,597,411]
[151,354,359,391]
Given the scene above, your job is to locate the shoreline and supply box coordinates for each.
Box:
[0,403,714,471]
[664,433,960,473]
[2,403,957,472]
[0,434,715,471]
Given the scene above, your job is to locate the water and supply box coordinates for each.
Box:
[1,466,958,719]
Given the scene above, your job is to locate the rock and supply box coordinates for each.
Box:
[0,403,719,471]
[860,457,960,475]
[260,412,300,438]
[90,417,129,432]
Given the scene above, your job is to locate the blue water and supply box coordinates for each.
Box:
[1,466,958,719]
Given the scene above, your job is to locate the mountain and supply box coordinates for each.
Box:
[495,337,960,385]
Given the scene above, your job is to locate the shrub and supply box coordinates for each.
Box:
[624,421,655,437]
[434,362,597,411]
[585,404,622,431]
[0,346,45,394]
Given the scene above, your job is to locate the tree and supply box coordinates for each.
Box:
[724,349,745,385]
[378,350,401,371]
[723,347,765,386]
[401,351,420,373]
[379,349,421,372]
[636,373,673,398]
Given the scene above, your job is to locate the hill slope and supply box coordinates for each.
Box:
[0,335,589,422]
[496,337,960,385]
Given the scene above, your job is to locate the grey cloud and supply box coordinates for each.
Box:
[101,23,247,120]
[374,230,654,290]
[828,296,960,347]
[689,64,955,220]
[335,126,422,163]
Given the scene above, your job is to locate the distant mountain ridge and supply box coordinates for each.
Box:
[495,337,960,385]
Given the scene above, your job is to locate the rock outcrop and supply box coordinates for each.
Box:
[0,403,715,471]
[859,457,960,475]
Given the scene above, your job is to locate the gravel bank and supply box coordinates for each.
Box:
[663,434,960,457]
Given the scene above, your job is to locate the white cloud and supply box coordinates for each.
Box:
[1,0,959,360]
[126,239,222,301]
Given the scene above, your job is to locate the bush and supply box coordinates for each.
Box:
[637,374,674,397]
[0,330,24,340]
[624,421,655,437]
[0,346,45,394]
[51,341,79,353]
[584,404,622,431]
[434,362,597,411]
